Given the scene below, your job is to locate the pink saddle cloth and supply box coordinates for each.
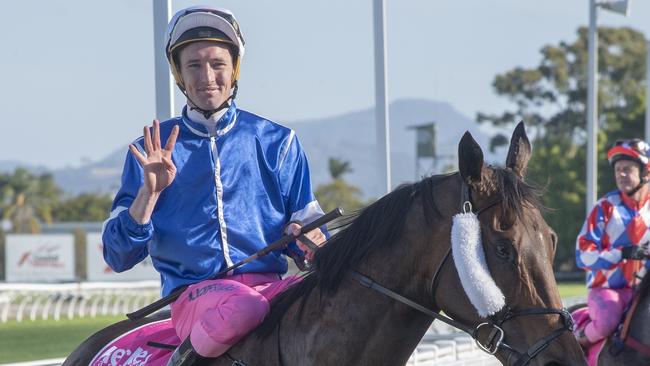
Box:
[572,306,606,366]
[89,318,180,366]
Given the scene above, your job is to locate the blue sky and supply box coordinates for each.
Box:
[1,0,649,168]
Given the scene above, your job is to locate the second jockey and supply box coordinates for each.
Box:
[575,138,650,349]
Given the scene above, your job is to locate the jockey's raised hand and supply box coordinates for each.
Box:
[128,120,180,224]
[130,120,180,194]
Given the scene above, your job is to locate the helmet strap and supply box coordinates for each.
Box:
[626,181,646,197]
[625,168,649,197]
[181,81,238,119]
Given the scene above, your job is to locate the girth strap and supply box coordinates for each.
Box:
[625,337,650,358]
[224,352,249,366]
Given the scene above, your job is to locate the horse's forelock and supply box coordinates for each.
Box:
[485,167,558,305]
[477,167,545,228]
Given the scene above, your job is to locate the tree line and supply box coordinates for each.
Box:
[0,160,366,235]
[0,168,113,233]
[477,26,648,270]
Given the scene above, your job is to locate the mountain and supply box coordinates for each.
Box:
[52,149,127,195]
[0,99,496,199]
[0,161,49,174]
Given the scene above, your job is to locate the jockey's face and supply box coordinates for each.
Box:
[614,159,643,195]
[178,41,235,111]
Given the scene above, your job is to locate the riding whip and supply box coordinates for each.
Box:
[127,207,343,320]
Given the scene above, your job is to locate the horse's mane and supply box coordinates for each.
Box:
[258,167,543,337]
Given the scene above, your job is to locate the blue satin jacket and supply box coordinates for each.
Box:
[102,103,324,296]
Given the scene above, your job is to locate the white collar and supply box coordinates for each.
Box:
[182,103,238,138]
[186,104,229,135]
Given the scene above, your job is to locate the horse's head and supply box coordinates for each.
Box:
[430,123,586,366]
[258,123,587,365]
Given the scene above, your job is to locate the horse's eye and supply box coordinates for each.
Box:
[495,242,512,260]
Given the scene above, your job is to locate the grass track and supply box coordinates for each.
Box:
[0,315,124,363]
[557,282,587,299]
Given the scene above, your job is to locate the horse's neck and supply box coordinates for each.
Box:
[282,277,434,365]
[224,274,434,366]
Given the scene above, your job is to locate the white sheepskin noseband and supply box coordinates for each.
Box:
[451,202,505,317]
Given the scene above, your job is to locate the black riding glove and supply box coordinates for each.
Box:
[621,242,650,260]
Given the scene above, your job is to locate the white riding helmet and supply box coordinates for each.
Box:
[165,6,246,93]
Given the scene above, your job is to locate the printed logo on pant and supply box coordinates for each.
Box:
[188,283,236,301]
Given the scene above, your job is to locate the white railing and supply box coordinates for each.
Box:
[1,358,66,366]
[0,281,160,323]
[407,334,501,366]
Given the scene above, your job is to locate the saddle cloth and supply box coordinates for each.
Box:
[89,319,179,366]
[572,306,606,366]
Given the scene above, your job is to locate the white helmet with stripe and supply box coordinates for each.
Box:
[165,6,245,93]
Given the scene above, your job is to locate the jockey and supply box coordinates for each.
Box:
[101,5,326,366]
[575,138,650,349]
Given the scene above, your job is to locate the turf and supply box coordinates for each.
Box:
[557,282,588,299]
[0,315,125,363]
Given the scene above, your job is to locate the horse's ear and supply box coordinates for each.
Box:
[505,121,532,178]
[458,131,484,186]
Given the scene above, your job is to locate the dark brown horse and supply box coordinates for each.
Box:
[65,123,586,366]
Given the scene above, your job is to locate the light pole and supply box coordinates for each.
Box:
[646,40,650,142]
[585,0,630,215]
[373,0,391,194]
[153,0,175,121]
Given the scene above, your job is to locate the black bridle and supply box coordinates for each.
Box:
[350,181,574,366]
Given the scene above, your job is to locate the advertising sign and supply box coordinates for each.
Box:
[86,232,159,281]
[6,234,75,282]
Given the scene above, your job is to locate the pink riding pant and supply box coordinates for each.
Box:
[583,287,633,343]
[170,273,300,358]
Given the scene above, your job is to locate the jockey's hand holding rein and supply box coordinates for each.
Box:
[128,120,180,224]
[286,223,326,262]
[621,241,650,260]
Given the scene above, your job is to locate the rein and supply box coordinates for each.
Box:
[349,181,573,366]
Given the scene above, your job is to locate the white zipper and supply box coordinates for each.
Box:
[211,136,233,269]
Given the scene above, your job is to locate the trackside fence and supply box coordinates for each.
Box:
[0,281,159,323]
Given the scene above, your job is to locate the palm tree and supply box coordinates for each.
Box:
[0,168,62,232]
[328,158,352,180]
[315,158,365,212]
